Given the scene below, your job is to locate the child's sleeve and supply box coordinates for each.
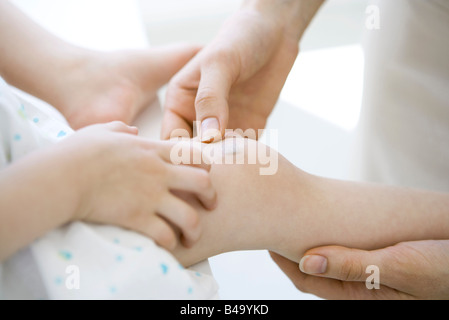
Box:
[29,222,219,300]
[0,79,12,168]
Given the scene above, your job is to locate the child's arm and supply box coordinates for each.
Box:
[0,0,83,103]
[0,137,81,261]
[173,138,449,267]
[0,1,200,130]
[0,122,216,262]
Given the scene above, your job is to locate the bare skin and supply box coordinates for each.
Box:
[0,0,200,130]
[172,138,449,269]
[163,0,449,300]
[161,0,325,141]
[0,123,216,262]
[271,240,449,300]
[0,2,210,262]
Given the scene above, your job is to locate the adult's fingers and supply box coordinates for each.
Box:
[195,62,233,143]
[309,241,449,299]
[161,108,193,140]
[270,251,410,300]
[161,69,197,140]
[270,252,358,299]
[301,246,401,286]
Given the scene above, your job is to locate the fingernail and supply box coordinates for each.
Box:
[201,118,220,144]
[299,255,328,274]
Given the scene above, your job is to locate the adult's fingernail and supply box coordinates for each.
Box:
[299,255,328,274]
[201,118,220,144]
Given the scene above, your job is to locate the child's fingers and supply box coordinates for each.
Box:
[158,140,212,172]
[157,195,201,248]
[167,165,217,210]
[133,215,178,251]
[101,121,139,135]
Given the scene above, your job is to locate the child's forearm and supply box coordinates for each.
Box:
[0,1,87,107]
[0,145,80,262]
[276,175,449,262]
[173,141,449,266]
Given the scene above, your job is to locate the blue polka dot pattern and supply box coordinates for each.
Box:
[160,263,169,275]
[54,277,63,285]
[17,104,27,119]
[58,250,72,261]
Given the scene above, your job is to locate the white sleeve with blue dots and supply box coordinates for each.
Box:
[32,223,218,299]
[0,78,219,300]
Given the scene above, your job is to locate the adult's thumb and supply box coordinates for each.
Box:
[299,246,385,283]
[195,64,232,143]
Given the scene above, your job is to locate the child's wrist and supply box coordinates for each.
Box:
[53,139,93,223]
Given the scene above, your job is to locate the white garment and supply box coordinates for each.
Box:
[0,78,218,299]
[357,0,449,191]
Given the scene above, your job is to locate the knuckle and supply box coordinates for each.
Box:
[110,120,127,128]
[157,228,177,251]
[339,256,366,282]
[181,206,200,231]
[195,90,220,112]
[195,170,212,191]
[146,153,167,173]
[139,140,160,153]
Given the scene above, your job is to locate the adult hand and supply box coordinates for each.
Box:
[270,240,449,300]
[161,8,300,142]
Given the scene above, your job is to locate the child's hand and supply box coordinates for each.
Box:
[64,121,216,250]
